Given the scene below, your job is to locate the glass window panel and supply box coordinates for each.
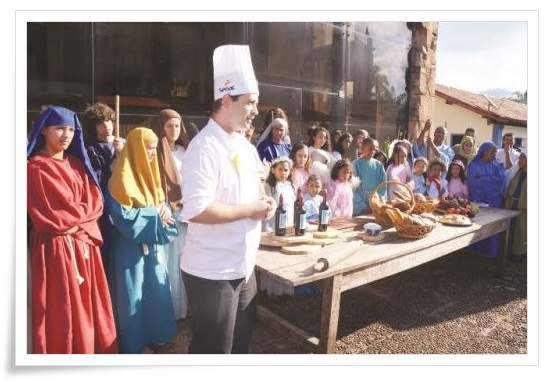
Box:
[27,22,92,134]
[26,21,411,144]
[346,22,411,143]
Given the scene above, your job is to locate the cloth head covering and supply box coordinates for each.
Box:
[155,109,188,212]
[502,146,528,195]
[213,45,259,100]
[108,127,165,209]
[457,135,478,161]
[27,105,99,188]
[470,141,497,166]
[255,117,289,148]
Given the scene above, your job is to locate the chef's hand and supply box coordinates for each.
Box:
[250,195,276,221]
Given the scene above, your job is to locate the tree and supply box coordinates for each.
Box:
[510,90,527,104]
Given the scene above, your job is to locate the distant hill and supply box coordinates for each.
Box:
[480,88,513,98]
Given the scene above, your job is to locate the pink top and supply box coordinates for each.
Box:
[386,163,411,201]
[291,167,311,195]
[448,177,469,199]
[326,180,353,218]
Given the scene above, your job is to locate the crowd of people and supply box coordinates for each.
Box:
[26,44,527,355]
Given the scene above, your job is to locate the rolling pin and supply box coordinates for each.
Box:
[313,240,363,272]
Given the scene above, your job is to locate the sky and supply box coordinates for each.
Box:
[435,21,528,94]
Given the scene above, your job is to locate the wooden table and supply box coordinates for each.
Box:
[255,207,521,353]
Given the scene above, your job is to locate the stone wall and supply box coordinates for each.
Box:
[406,22,438,141]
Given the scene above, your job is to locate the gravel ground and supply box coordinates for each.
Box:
[150,249,527,355]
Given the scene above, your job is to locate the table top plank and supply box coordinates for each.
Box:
[256,208,520,287]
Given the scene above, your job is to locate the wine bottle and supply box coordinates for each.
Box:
[274,194,287,236]
[294,188,307,236]
[318,189,331,232]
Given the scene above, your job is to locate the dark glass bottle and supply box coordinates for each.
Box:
[318,189,331,232]
[294,188,307,236]
[274,194,287,236]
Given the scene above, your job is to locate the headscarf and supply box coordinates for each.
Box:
[502,148,528,195]
[27,105,99,188]
[470,141,497,166]
[155,109,188,212]
[255,117,289,147]
[457,135,478,162]
[108,127,165,209]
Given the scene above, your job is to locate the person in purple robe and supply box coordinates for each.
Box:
[82,102,126,271]
[467,141,506,258]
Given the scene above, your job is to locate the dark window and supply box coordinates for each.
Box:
[27,22,411,143]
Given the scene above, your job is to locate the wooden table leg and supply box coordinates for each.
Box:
[495,218,513,279]
[318,274,342,354]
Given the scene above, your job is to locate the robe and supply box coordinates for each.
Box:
[27,153,118,354]
[467,158,506,257]
[106,191,178,354]
[87,140,120,272]
[503,168,527,256]
[256,139,292,164]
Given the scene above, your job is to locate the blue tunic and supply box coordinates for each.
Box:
[87,139,126,271]
[352,157,386,216]
[466,143,506,258]
[256,139,292,164]
[106,191,178,353]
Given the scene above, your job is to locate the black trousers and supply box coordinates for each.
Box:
[181,271,257,354]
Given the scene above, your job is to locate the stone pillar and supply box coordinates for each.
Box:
[406,22,438,142]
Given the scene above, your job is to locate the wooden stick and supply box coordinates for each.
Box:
[115,95,120,139]
[312,240,363,272]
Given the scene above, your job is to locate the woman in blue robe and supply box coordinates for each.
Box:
[255,117,292,164]
[106,127,178,354]
[467,141,506,258]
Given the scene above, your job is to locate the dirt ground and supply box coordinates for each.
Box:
[149,249,527,355]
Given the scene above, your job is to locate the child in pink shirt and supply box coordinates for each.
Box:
[446,159,469,199]
[326,159,359,218]
[385,144,411,201]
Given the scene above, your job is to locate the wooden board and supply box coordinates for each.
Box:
[311,228,341,239]
[281,244,323,255]
[355,231,387,243]
[260,232,314,246]
[327,217,367,231]
[260,231,344,248]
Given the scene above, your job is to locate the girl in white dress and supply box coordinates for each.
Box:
[264,156,296,232]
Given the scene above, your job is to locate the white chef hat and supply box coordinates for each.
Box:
[213,45,259,101]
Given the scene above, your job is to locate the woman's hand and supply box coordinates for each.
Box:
[157,203,175,227]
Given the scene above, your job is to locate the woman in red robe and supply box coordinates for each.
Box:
[27,106,118,354]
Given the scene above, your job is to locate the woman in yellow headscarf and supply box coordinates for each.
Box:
[106,127,178,354]
[454,135,478,168]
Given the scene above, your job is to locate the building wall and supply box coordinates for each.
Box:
[434,95,527,148]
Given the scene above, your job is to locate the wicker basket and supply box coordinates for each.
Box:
[412,199,439,214]
[385,208,436,239]
[369,180,415,228]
